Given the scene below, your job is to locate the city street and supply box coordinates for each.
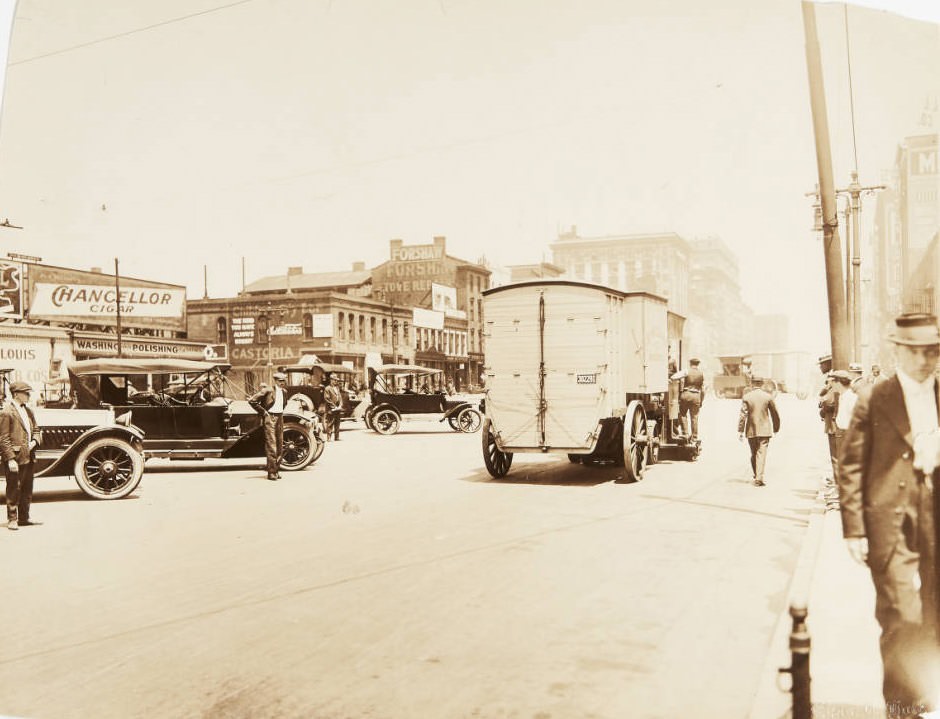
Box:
[1,395,828,719]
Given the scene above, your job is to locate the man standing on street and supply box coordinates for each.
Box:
[248,372,287,480]
[0,381,42,530]
[737,375,780,487]
[323,375,343,441]
[839,313,940,717]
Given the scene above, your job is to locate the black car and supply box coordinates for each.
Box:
[363,364,481,435]
[63,358,324,471]
[0,368,146,500]
[280,361,363,420]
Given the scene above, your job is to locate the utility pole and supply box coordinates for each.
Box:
[802,1,849,370]
[838,171,885,363]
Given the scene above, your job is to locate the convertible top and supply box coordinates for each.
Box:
[372,364,442,375]
[67,358,230,375]
[281,362,352,374]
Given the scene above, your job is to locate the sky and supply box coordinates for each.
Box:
[0,0,938,353]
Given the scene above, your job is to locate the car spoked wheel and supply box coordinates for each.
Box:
[372,409,400,435]
[280,423,316,470]
[74,437,144,500]
[456,407,482,433]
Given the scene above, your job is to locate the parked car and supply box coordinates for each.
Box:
[0,368,146,500]
[280,360,363,420]
[63,358,324,471]
[362,364,482,435]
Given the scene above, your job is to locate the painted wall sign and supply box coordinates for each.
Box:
[0,261,24,319]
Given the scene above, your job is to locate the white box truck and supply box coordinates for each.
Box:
[481,280,696,481]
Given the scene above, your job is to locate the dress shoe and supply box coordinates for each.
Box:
[275,473,283,479]
[19,519,42,526]
[7,519,18,530]
[267,474,278,481]
[753,479,766,487]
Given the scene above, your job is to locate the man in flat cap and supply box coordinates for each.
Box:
[675,357,705,442]
[839,313,940,716]
[249,372,289,480]
[0,380,42,530]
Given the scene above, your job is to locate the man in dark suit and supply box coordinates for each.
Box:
[737,375,780,487]
[839,313,940,717]
[678,357,705,441]
[0,381,42,530]
[248,372,288,480]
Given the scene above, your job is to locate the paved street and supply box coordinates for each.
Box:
[1,396,827,719]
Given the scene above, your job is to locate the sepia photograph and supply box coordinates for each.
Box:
[0,1,939,717]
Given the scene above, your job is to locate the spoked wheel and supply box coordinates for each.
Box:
[456,407,482,433]
[482,419,513,478]
[363,407,375,431]
[618,400,649,483]
[74,437,144,499]
[447,415,459,431]
[372,408,401,435]
[280,422,316,470]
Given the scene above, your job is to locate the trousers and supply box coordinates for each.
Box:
[4,461,35,522]
[747,437,770,483]
[262,413,284,476]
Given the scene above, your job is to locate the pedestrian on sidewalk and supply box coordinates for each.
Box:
[323,375,343,441]
[820,369,847,485]
[0,381,43,530]
[737,375,780,487]
[838,312,940,718]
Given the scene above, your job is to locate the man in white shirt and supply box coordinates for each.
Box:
[0,381,42,530]
[248,372,288,480]
[839,313,940,717]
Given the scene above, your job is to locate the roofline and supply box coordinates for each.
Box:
[483,279,668,304]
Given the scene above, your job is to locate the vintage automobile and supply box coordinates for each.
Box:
[63,358,324,471]
[362,364,482,435]
[0,368,146,500]
[280,359,363,420]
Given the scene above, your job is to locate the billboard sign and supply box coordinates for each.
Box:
[28,265,186,331]
[0,260,24,319]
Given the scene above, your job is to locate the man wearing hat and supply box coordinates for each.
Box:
[322,374,343,441]
[248,372,288,480]
[737,373,780,487]
[839,313,940,716]
[0,381,42,530]
[676,358,705,441]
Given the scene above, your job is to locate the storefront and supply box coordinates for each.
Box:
[0,324,74,401]
[71,333,220,362]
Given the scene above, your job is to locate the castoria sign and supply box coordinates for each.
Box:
[27,265,186,331]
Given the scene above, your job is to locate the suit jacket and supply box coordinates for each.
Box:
[737,387,780,438]
[838,375,935,570]
[0,402,41,464]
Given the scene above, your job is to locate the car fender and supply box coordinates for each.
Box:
[35,425,145,478]
[440,402,474,421]
[370,403,399,417]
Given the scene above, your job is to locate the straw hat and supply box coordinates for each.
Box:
[888,313,940,346]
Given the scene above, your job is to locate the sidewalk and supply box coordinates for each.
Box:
[750,488,886,718]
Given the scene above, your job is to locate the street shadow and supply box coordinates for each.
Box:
[460,457,631,487]
[5,488,142,504]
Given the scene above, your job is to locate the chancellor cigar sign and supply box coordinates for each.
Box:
[27,265,186,331]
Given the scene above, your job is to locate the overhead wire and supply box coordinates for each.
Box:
[8,0,261,66]
[843,2,860,173]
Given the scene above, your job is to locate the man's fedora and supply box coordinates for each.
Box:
[888,313,940,346]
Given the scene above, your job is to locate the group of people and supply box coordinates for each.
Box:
[822,313,940,718]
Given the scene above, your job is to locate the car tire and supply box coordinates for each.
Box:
[280,422,316,471]
[73,436,144,500]
[372,408,400,435]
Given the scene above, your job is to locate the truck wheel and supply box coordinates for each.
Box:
[618,400,648,483]
[482,419,513,478]
[279,422,316,471]
[74,437,144,500]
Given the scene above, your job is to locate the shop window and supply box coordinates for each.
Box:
[216,317,227,344]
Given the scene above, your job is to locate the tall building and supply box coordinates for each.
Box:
[550,227,690,316]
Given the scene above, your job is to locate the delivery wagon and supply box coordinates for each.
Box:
[480,280,691,482]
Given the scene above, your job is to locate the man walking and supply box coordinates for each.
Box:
[0,381,42,530]
[737,375,780,487]
[839,313,940,717]
[248,372,288,480]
